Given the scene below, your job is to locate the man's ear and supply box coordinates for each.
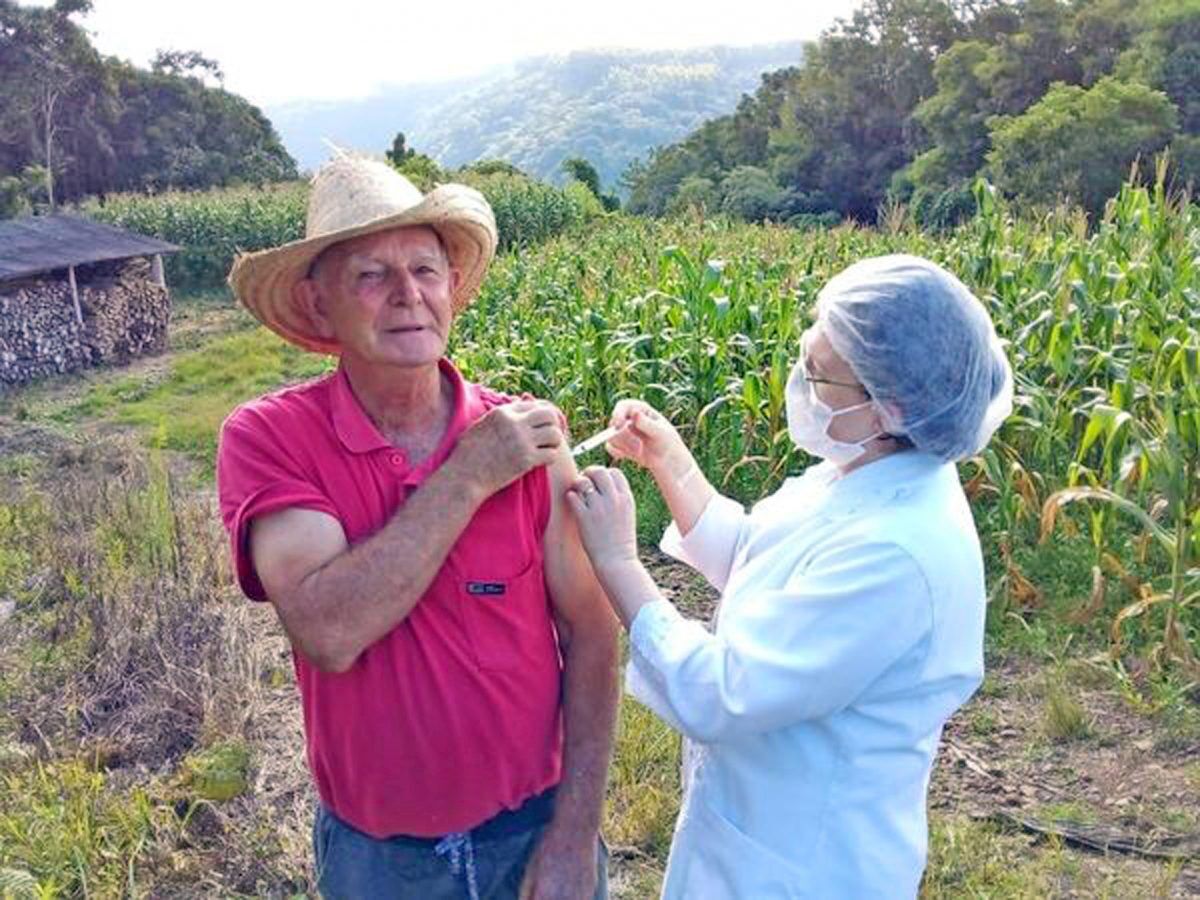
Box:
[293,277,336,341]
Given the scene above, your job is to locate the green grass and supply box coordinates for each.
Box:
[1187,763,1200,792]
[920,812,1188,898]
[0,451,300,897]
[605,642,682,861]
[0,454,41,480]
[920,815,1053,897]
[0,757,162,898]
[1041,678,1094,742]
[968,708,1000,737]
[1037,800,1100,825]
[180,741,253,803]
[51,327,333,469]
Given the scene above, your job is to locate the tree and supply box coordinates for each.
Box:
[667,174,719,216]
[0,0,295,202]
[1114,0,1200,134]
[459,158,528,178]
[562,156,602,197]
[0,0,100,208]
[385,132,416,167]
[561,155,619,209]
[1159,43,1200,133]
[987,77,1178,218]
[621,0,1191,223]
[107,61,296,192]
[973,0,1082,116]
[151,49,224,86]
[719,166,788,221]
[1171,134,1200,186]
[910,41,994,186]
[758,0,970,219]
[384,134,442,190]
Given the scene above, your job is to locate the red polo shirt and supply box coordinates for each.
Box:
[216,359,563,838]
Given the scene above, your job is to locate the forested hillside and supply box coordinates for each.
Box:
[269,44,804,192]
[625,0,1200,225]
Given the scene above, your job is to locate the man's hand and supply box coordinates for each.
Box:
[519,824,598,900]
[449,400,565,496]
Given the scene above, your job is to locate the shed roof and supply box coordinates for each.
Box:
[0,214,180,282]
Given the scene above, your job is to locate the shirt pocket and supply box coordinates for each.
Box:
[458,555,556,671]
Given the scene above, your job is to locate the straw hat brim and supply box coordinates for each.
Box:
[228,184,497,354]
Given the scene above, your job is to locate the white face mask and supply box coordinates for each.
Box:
[785,351,883,465]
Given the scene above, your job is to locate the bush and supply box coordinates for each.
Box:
[718,166,790,222]
[667,175,719,216]
[986,77,1178,219]
[787,210,842,230]
[1169,135,1200,189]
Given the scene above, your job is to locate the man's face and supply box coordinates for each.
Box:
[301,225,459,368]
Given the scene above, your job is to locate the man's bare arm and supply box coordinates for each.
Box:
[251,400,564,673]
[521,448,621,899]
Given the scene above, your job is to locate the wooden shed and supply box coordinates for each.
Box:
[0,215,180,387]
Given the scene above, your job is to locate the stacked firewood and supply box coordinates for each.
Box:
[0,258,170,388]
[80,258,171,362]
[0,279,90,386]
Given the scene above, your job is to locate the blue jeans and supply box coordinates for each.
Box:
[312,801,609,900]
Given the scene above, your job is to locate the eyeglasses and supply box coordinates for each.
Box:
[799,333,870,395]
[802,374,868,393]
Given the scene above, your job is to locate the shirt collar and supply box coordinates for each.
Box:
[805,449,947,512]
[331,358,478,461]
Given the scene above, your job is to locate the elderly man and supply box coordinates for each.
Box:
[216,155,619,900]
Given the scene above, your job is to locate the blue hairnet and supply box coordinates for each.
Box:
[815,254,1013,462]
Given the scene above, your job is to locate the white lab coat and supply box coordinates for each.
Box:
[627,450,986,899]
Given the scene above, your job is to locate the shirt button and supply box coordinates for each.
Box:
[389,452,404,467]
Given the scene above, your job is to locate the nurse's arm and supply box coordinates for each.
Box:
[521,449,620,896]
[649,447,717,537]
[627,541,933,742]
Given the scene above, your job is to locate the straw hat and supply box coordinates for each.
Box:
[228,154,497,353]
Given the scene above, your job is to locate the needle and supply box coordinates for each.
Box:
[571,425,620,457]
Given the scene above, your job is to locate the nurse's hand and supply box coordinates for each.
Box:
[605,399,694,484]
[565,466,638,574]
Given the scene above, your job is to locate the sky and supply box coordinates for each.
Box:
[27,0,864,106]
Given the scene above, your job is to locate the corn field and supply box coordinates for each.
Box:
[62,165,1200,674]
[447,171,1199,674]
[80,174,603,292]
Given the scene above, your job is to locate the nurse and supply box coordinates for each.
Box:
[567,255,1013,898]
